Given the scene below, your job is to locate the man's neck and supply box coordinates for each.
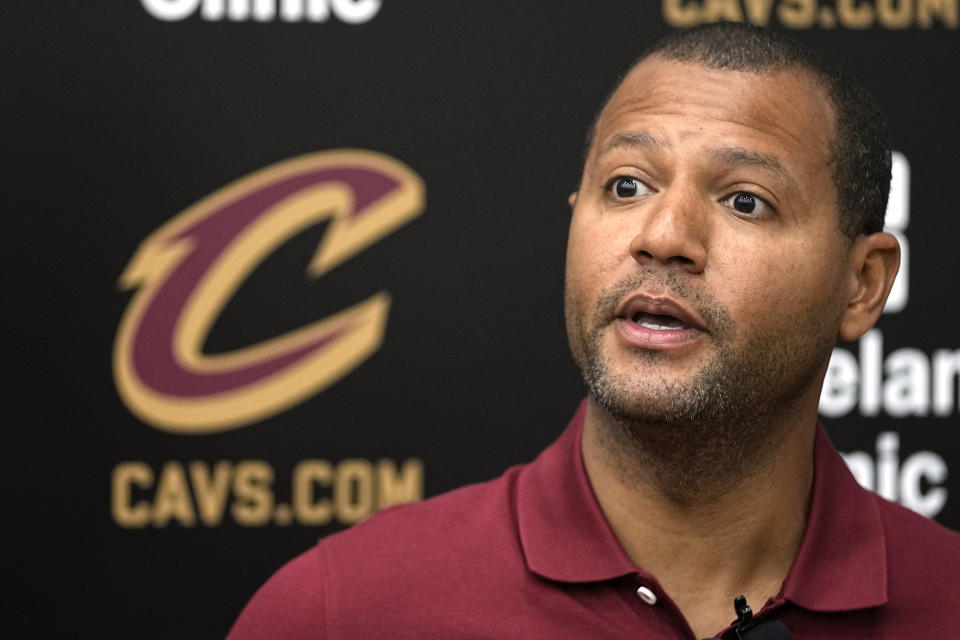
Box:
[580,398,816,638]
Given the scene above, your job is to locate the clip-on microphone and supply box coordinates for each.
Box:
[707,595,792,640]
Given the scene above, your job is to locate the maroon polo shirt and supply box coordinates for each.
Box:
[229,401,959,639]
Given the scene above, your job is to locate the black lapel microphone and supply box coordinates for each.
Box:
[706,595,792,640]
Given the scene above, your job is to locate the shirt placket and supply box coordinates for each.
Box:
[624,572,699,639]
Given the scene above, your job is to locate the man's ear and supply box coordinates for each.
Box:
[568,191,578,209]
[839,231,901,341]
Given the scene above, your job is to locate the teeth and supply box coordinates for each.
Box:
[632,312,688,330]
[639,319,674,330]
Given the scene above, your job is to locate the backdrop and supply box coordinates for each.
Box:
[8,1,958,637]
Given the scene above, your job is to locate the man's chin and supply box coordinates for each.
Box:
[577,329,730,425]
[586,376,720,427]
[597,347,715,389]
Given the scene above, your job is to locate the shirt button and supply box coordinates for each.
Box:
[636,585,658,605]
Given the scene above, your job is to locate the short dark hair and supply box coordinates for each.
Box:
[583,22,891,238]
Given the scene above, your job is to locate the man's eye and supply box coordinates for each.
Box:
[723,191,774,216]
[608,176,650,199]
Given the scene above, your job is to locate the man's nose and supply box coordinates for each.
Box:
[628,188,708,274]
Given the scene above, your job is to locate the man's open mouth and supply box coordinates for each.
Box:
[630,311,691,331]
[616,293,706,332]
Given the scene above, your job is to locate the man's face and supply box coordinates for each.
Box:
[565,57,853,427]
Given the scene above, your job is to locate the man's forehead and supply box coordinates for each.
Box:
[615,53,827,98]
[588,56,836,170]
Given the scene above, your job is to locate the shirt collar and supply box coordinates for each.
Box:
[516,400,889,612]
[780,424,888,611]
[517,399,638,582]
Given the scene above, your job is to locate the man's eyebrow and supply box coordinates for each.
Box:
[709,146,800,192]
[597,130,665,157]
[595,134,802,194]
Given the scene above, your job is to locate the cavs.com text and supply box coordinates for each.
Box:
[663,0,958,29]
[112,458,423,528]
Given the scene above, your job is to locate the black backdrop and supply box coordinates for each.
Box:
[7,2,958,637]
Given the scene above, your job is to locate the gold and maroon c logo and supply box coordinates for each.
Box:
[113,150,424,433]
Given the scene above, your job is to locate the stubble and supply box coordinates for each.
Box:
[567,270,837,503]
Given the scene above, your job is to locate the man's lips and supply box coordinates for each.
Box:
[615,295,707,332]
[612,294,707,348]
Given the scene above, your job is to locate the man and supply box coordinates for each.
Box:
[229,22,958,639]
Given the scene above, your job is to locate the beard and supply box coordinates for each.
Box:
[566,270,838,502]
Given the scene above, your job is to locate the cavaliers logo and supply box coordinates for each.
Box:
[114,150,424,433]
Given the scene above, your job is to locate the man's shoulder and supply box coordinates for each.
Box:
[863,494,959,634]
[227,465,530,639]
[323,462,525,562]
[873,493,960,578]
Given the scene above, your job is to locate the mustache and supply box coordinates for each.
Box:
[591,271,731,335]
